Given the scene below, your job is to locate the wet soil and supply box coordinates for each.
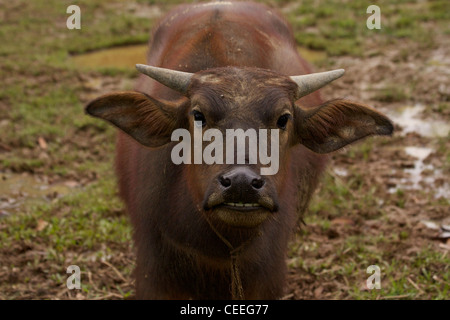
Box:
[1,2,449,300]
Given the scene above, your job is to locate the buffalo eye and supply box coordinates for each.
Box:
[276,114,291,130]
[192,110,206,127]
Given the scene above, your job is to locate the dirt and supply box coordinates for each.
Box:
[283,35,450,299]
[0,2,449,300]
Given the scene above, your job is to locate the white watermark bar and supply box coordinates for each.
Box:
[171,121,280,175]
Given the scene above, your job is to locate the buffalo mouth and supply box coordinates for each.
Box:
[204,196,277,228]
[213,206,270,228]
[222,202,262,210]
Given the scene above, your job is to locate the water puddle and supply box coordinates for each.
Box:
[297,47,327,64]
[0,172,78,217]
[400,146,433,191]
[333,167,348,177]
[71,44,148,69]
[388,146,449,199]
[383,104,449,199]
[386,104,450,138]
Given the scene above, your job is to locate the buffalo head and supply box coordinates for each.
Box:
[86,65,393,229]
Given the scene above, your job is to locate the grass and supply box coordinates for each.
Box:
[287,0,449,57]
[0,170,128,247]
[298,135,449,299]
[0,0,449,300]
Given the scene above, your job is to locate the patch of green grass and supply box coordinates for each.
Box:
[301,233,449,299]
[435,102,449,114]
[295,33,328,51]
[286,0,445,57]
[372,86,409,103]
[1,157,45,172]
[0,171,129,250]
[307,168,383,223]
[2,84,90,151]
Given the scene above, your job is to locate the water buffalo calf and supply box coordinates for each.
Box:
[86,1,393,299]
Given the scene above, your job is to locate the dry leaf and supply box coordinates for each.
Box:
[331,217,354,226]
[420,220,439,230]
[0,142,12,152]
[36,219,49,231]
[64,180,79,188]
[75,292,85,300]
[38,137,47,150]
[314,286,324,298]
[0,210,10,218]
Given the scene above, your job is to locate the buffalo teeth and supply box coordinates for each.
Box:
[244,203,260,207]
[224,202,260,207]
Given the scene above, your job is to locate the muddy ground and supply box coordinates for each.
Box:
[0,0,449,300]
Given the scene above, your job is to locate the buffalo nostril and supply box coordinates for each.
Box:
[251,178,265,189]
[219,176,232,188]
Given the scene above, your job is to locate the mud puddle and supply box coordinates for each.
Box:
[386,105,449,199]
[297,47,327,64]
[71,44,148,69]
[387,104,450,138]
[0,172,80,217]
[388,146,448,199]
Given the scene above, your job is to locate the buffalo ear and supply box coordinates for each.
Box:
[85,91,187,148]
[294,99,393,154]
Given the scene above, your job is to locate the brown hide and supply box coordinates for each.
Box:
[116,2,329,299]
